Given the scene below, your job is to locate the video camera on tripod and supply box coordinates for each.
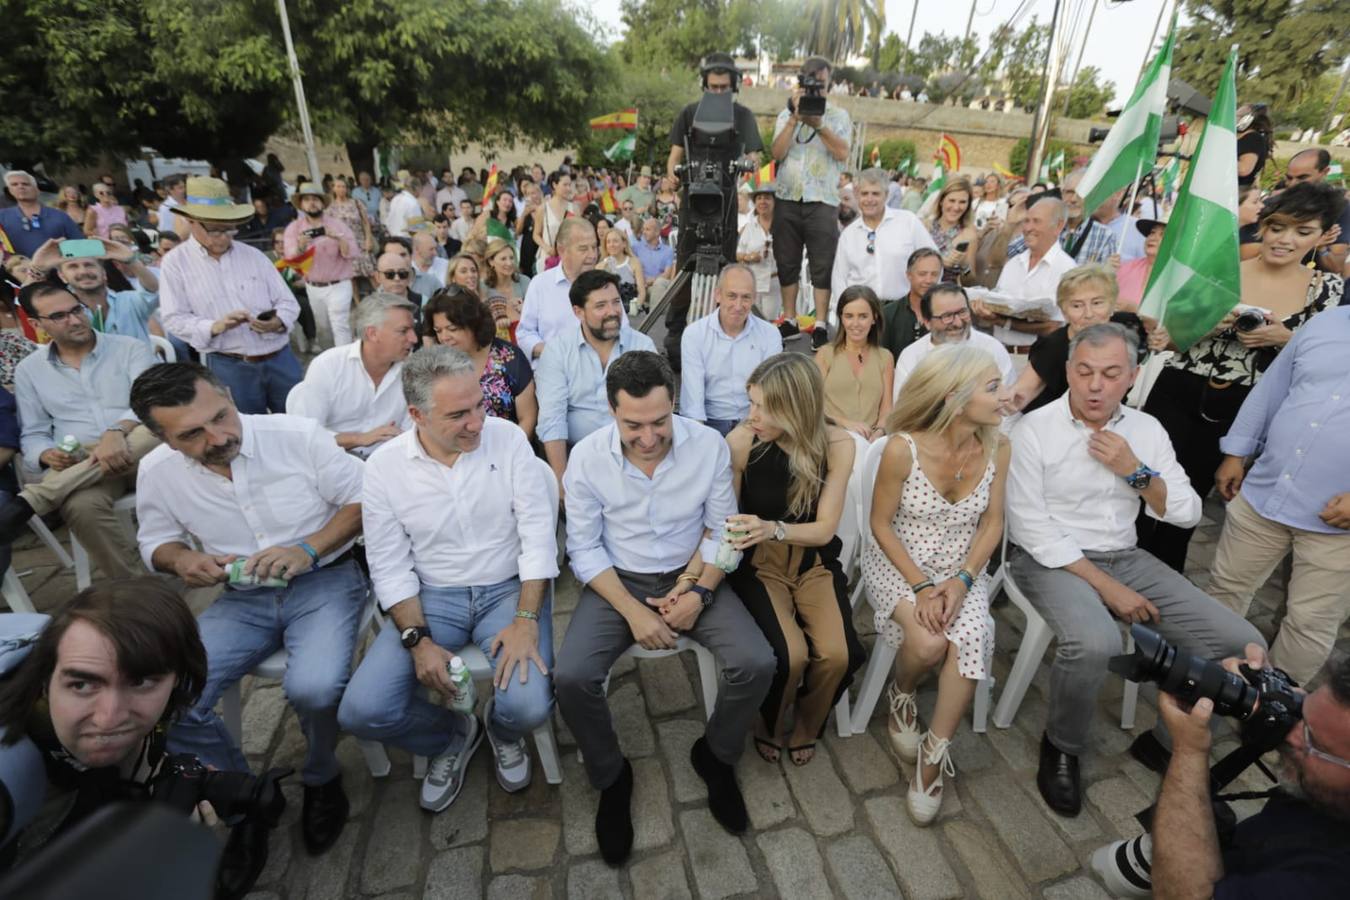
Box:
[673,89,757,255]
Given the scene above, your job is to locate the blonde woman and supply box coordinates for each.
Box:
[925,179,978,283]
[55,185,86,221]
[483,238,530,341]
[596,228,647,311]
[725,354,863,766]
[862,345,1010,825]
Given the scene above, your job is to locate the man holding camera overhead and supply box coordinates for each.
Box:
[770,55,851,337]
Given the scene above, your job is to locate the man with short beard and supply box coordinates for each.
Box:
[892,283,1014,398]
[31,237,160,344]
[535,270,654,488]
[284,184,359,349]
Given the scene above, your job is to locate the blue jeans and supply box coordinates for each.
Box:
[705,418,739,437]
[204,345,302,414]
[338,577,554,756]
[167,558,366,785]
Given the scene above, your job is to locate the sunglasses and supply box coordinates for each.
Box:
[380,269,412,280]
[37,305,89,324]
[866,230,876,255]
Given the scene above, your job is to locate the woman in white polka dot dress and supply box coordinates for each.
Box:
[861,344,1011,825]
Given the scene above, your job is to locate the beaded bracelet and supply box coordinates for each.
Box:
[910,580,935,594]
[956,569,975,590]
[514,609,539,622]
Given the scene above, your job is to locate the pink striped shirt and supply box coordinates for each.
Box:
[159,237,300,354]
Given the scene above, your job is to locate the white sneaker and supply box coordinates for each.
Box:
[484,697,532,793]
[907,730,955,826]
[420,714,483,812]
[886,682,921,763]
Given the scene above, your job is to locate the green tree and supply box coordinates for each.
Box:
[618,0,759,68]
[1285,72,1350,131]
[877,33,905,73]
[1173,0,1349,114]
[1004,19,1051,111]
[1055,66,1116,120]
[805,0,885,62]
[758,0,814,61]
[576,60,699,171]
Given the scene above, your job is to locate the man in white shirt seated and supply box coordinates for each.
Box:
[1006,323,1265,818]
[829,167,936,329]
[516,219,600,363]
[892,283,1015,400]
[130,362,368,878]
[553,350,774,865]
[678,265,783,436]
[338,346,558,811]
[287,292,419,458]
[976,196,1076,356]
[536,269,654,487]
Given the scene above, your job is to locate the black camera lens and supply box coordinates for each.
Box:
[1234,310,1266,332]
[1108,625,1261,719]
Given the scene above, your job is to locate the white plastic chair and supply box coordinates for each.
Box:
[149,334,177,362]
[2,568,37,613]
[11,459,76,570]
[829,431,872,738]
[848,435,994,735]
[71,493,138,590]
[989,529,1138,730]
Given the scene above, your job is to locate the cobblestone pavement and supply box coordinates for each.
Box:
[11,496,1347,899]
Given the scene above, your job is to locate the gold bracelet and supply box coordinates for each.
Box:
[675,572,699,586]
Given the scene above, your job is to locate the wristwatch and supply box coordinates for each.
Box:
[771,521,787,542]
[1123,463,1161,491]
[688,585,714,608]
[400,625,431,649]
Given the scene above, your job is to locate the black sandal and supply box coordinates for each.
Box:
[753,735,782,764]
[787,743,816,767]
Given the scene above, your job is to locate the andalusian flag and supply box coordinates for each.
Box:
[924,163,946,199]
[604,134,636,161]
[1329,161,1345,183]
[589,108,639,130]
[899,158,916,177]
[935,133,961,170]
[1078,16,1176,216]
[1047,149,1066,177]
[1139,49,1240,351]
[1162,155,1182,196]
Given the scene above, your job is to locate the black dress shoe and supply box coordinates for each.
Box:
[1128,731,1172,775]
[596,759,634,866]
[0,495,35,544]
[691,737,749,834]
[1037,733,1082,816]
[216,817,272,900]
[301,774,349,856]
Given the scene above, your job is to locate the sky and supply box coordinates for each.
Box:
[581,0,1175,105]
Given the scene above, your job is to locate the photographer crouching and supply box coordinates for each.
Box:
[0,580,287,899]
[1094,628,1350,898]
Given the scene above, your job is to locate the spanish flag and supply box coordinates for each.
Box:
[758,160,776,185]
[993,162,1022,182]
[279,246,315,276]
[589,108,639,130]
[481,164,500,209]
[600,187,619,215]
[0,224,13,257]
[935,133,962,172]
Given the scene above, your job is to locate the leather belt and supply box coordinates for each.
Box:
[1006,344,1033,356]
[214,348,286,364]
[307,279,342,287]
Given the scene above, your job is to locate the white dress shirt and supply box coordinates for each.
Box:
[362,419,558,609]
[830,208,937,316]
[991,242,1075,348]
[892,331,1015,401]
[1007,393,1201,569]
[136,414,364,570]
[679,312,782,422]
[413,256,449,290]
[384,190,423,237]
[287,342,412,454]
[516,264,579,364]
[736,216,776,295]
[159,237,300,354]
[564,416,735,585]
[435,185,467,215]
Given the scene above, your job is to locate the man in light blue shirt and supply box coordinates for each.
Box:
[353,171,383,222]
[1209,305,1350,684]
[679,264,782,435]
[536,269,654,487]
[50,245,160,344]
[553,349,774,865]
[631,217,675,284]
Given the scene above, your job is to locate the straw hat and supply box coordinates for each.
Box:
[294,183,328,208]
[173,176,254,223]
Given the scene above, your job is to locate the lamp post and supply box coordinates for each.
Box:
[276,0,322,184]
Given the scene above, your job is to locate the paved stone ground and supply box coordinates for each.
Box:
[10,495,1347,900]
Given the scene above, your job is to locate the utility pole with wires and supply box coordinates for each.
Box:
[1060,0,1100,117]
[276,0,322,183]
[1027,0,1067,183]
[900,0,921,76]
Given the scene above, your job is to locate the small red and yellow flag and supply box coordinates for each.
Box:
[758,160,776,185]
[993,162,1022,182]
[279,245,315,276]
[935,133,962,172]
[0,224,14,258]
[481,164,500,209]
[599,187,618,215]
[589,108,639,130]
[869,144,881,166]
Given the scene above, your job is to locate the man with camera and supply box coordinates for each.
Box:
[0,580,288,900]
[770,56,851,337]
[283,184,360,350]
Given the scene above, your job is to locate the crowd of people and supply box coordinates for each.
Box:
[0,56,1348,899]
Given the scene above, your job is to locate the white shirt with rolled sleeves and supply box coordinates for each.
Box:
[286,342,412,455]
[679,312,782,423]
[1006,393,1201,569]
[563,416,735,585]
[829,208,937,315]
[361,419,559,610]
[135,414,364,571]
[158,237,300,355]
[892,331,1015,402]
[991,242,1075,349]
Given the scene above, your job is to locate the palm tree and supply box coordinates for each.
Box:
[806,0,885,62]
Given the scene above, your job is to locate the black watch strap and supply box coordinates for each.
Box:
[400,625,431,649]
[689,585,714,608]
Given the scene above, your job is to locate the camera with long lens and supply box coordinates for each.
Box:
[1093,625,1302,897]
[793,73,827,119]
[151,753,291,823]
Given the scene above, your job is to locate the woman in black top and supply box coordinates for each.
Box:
[1236,104,1273,188]
[724,354,863,767]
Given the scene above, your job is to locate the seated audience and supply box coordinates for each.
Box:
[892,284,1014,399]
[372,250,426,311]
[1005,170,1118,267]
[553,351,774,864]
[726,354,862,766]
[425,287,537,440]
[412,231,450,290]
[679,265,783,436]
[339,346,558,809]
[132,362,366,881]
[864,345,1009,825]
[483,237,531,339]
[814,286,894,440]
[597,229,647,313]
[1006,323,1265,816]
[878,248,941,361]
[29,237,160,344]
[536,270,654,486]
[287,292,419,457]
[517,219,599,362]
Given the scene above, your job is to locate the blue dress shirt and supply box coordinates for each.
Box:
[0,205,83,258]
[632,237,674,281]
[535,321,655,444]
[678,311,782,422]
[1219,306,1350,534]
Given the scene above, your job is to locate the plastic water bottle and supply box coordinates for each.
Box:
[57,434,86,461]
[714,527,746,573]
[225,558,290,588]
[446,657,476,713]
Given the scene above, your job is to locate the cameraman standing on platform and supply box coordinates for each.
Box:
[770,56,851,338]
[664,53,763,365]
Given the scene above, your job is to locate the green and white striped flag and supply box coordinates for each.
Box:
[924,162,945,199]
[604,133,635,161]
[1078,18,1176,215]
[1139,49,1241,351]
[1329,161,1345,183]
[1047,149,1066,177]
[1161,154,1182,196]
